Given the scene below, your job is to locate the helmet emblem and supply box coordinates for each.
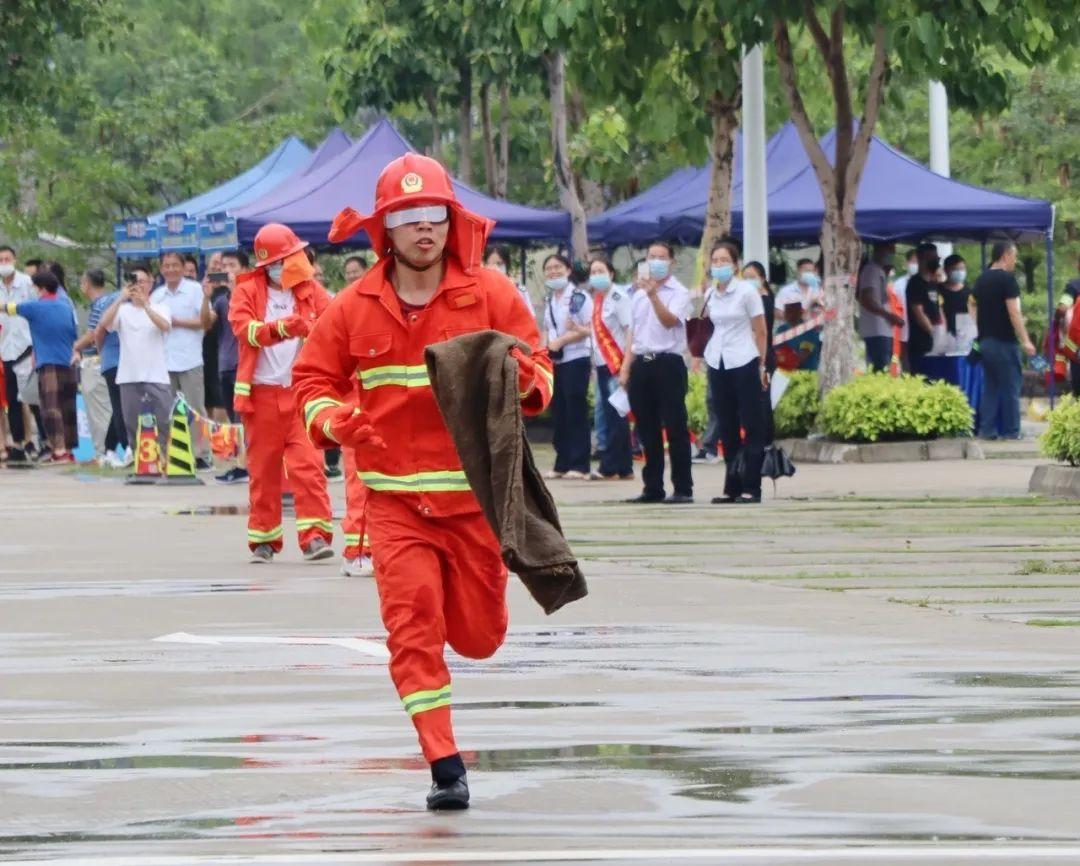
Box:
[256,248,268,260]
[401,172,424,194]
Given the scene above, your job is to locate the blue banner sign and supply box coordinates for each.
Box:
[198,212,238,253]
[160,212,200,253]
[113,219,160,259]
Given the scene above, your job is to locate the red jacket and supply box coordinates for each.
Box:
[292,256,553,517]
[227,269,332,414]
[1063,310,1080,365]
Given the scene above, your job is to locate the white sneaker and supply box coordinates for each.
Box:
[119,447,134,467]
[341,555,374,577]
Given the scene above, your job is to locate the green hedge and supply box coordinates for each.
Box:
[686,371,709,439]
[818,373,973,443]
[1041,396,1080,466]
[774,371,821,438]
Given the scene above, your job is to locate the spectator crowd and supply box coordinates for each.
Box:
[0,236,1069,486]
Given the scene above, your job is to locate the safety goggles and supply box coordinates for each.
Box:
[384,205,449,229]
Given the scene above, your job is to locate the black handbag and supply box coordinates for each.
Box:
[686,289,714,358]
[547,295,564,361]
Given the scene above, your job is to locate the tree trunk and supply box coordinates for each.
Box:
[480,81,498,197]
[425,90,442,161]
[457,63,473,184]
[818,211,862,393]
[544,51,588,259]
[699,93,740,266]
[497,81,510,199]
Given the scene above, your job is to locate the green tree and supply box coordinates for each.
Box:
[759,0,1080,394]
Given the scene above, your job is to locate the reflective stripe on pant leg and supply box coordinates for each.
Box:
[368,491,458,763]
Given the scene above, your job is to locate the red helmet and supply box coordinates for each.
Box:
[328,154,493,272]
[253,223,308,267]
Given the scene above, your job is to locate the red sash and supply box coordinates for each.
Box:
[772,308,837,345]
[886,280,903,377]
[591,292,624,376]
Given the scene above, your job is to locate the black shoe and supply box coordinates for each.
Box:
[736,493,762,504]
[324,465,344,481]
[625,492,664,504]
[711,495,738,505]
[215,466,249,485]
[195,457,212,471]
[664,494,694,504]
[427,775,470,810]
[6,446,27,464]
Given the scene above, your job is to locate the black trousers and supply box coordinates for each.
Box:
[3,358,26,443]
[596,364,632,477]
[219,368,237,423]
[628,353,692,497]
[102,366,128,451]
[710,358,766,498]
[1072,360,1080,399]
[552,356,591,473]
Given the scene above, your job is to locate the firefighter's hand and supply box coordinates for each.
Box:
[510,346,537,395]
[278,315,310,339]
[327,404,385,450]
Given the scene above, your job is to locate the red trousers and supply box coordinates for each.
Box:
[342,447,371,560]
[368,491,508,763]
[242,385,332,552]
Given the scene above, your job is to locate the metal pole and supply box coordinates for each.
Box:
[1047,231,1056,408]
[742,45,769,276]
[928,80,953,260]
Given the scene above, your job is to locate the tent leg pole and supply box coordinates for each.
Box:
[519,246,527,287]
[1047,232,1055,409]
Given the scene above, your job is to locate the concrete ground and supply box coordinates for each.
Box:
[2,443,1080,865]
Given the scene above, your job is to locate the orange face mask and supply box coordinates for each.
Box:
[279,250,315,289]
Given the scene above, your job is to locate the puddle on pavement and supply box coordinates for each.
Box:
[169,505,248,516]
[456,700,605,710]
[0,755,251,771]
[686,725,817,735]
[943,672,1080,689]
[0,580,265,600]
[781,694,930,703]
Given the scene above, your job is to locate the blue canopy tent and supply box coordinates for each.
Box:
[235,118,571,247]
[588,123,808,247]
[148,136,312,224]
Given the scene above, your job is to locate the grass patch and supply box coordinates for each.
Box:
[1026,619,1080,627]
[1016,560,1080,576]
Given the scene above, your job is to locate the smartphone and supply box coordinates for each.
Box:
[206,272,228,283]
[637,262,649,281]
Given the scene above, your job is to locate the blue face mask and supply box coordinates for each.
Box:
[589,273,612,292]
[267,264,284,283]
[949,269,967,284]
[544,276,569,292]
[746,277,762,290]
[711,265,735,283]
[648,258,669,280]
[798,271,819,287]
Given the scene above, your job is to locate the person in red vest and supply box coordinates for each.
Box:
[228,224,334,563]
[292,153,553,810]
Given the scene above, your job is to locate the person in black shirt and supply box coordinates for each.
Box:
[905,242,943,372]
[1065,256,1080,303]
[1065,257,1080,393]
[941,254,971,336]
[972,241,1036,439]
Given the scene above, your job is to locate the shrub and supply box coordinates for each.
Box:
[1041,396,1080,466]
[819,373,973,443]
[774,370,820,438]
[686,371,709,439]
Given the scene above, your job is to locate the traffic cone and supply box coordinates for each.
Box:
[125,413,163,485]
[163,398,204,486]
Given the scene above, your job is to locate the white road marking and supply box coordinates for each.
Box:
[12,848,1080,865]
[153,631,390,659]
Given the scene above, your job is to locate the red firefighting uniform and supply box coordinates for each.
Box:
[342,447,371,560]
[230,265,334,553]
[292,159,552,761]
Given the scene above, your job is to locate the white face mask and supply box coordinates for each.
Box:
[907,262,918,276]
[0,264,14,278]
[267,264,284,283]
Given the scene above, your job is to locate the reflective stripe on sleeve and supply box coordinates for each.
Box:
[247,321,263,347]
[304,397,343,429]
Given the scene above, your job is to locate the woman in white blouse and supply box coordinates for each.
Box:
[702,241,769,504]
[540,253,593,479]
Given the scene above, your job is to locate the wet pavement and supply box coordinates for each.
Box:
[2,456,1080,864]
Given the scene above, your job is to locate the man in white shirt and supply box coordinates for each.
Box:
[100,266,174,453]
[619,241,694,504]
[857,242,905,373]
[775,258,823,311]
[0,245,38,461]
[152,251,211,467]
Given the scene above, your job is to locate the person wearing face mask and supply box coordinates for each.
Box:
[588,257,633,480]
[541,253,593,479]
[743,261,776,444]
[857,242,905,373]
[940,254,971,337]
[891,249,918,370]
[702,241,769,504]
[905,243,946,374]
[227,223,335,564]
[775,258,822,311]
[620,241,694,504]
[484,245,535,319]
[0,245,38,463]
